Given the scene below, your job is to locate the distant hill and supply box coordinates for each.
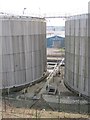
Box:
[46,26,65,37]
[47,26,65,31]
[47,35,65,48]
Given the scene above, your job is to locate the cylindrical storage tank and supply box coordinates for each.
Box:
[88,1,90,98]
[0,15,46,91]
[65,14,89,97]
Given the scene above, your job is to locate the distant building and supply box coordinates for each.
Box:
[47,35,65,48]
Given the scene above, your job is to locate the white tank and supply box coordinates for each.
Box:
[0,15,46,90]
[65,14,89,97]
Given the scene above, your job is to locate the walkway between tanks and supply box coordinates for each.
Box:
[16,67,88,114]
[37,75,88,105]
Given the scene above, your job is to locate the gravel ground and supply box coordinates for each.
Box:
[47,48,65,57]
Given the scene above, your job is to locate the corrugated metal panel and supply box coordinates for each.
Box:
[26,69,32,83]
[75,19,80,36]
[65,20,70,36]
[80,19,87,36]
[2,37,7,55]
[25,53,32,69]
[0,56,2,73]
[71,20,75,36]
[3,72,8,87]
[0,73,2,89]
[0,20,2,36]
[20,53,25,70]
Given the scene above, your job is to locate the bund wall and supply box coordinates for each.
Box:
[0,15,46,90]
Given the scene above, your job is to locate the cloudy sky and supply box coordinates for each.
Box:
[0,0,89,26]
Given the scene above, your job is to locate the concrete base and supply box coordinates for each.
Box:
[1,72,48,95]
[64,81,90,100]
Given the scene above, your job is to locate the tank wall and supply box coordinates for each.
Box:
[0,17,46,89]
[65,14,89,97]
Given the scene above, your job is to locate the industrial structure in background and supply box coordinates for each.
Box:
[0,15,46,91]
[65,14,90,97]
[46,26,65,48]
[47,35,65,48]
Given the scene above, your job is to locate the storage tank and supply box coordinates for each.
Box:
[0,15,46,91]
[88,1,90,98]
[65,14,90,97]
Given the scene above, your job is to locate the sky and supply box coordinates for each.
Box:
[0,0,89,26]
